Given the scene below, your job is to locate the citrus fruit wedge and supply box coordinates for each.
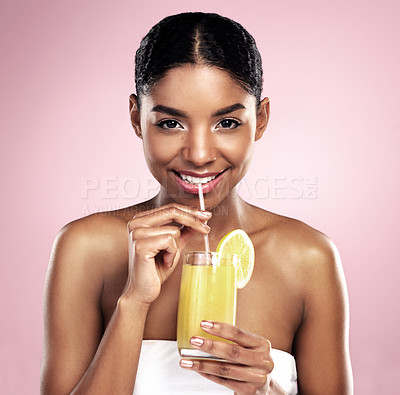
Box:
[216,229,255,289]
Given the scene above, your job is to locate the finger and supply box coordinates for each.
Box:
[129,203,211,225]
[132,203,211,219]
[130,226,181,242]
[128,206,211,234]
[189,336,273,370]
[134,233,178,269]
[180,359,268,384]
[131,226,181,265]
[130,226,182,267]
[200,321,268,349]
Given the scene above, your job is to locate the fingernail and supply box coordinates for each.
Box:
[197,210,212,217]
[190,337,204,347]
[180,359,194,368]
[201,320,214,329]
[201,223,211,231]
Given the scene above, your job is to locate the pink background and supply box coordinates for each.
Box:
[1,0,399,393]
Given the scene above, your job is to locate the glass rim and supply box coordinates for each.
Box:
[184,251,238,257]
[184,251,238,266]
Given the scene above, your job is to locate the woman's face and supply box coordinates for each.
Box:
[130,64,269,209]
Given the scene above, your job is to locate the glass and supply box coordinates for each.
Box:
[177,251,237,360]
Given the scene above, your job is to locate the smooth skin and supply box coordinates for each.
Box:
[41,65,353,394]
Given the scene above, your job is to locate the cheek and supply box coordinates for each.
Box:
[143,133,180,167]
[219,132,255,169]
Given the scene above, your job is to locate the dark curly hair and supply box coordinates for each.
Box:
[135,12,263,110]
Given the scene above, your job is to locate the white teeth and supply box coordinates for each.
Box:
[180,174,217,184]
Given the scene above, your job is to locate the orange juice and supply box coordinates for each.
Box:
[177,252,237,358]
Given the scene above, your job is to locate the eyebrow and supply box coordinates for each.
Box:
[151,105,186,118]
[213,103,246,117]
[150,103,246,118]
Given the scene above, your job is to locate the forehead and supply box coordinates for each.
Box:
[141,65,256,112]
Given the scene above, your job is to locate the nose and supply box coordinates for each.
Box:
[181,127,217,167]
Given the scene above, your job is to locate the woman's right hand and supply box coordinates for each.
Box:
[123,203,212,305]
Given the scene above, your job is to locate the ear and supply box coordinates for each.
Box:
[129,94,142,139]
[255,97,270,141]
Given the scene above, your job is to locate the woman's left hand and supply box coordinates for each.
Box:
[180,321,275,395]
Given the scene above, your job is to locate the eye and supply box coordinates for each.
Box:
[217,119,241,129]
[156,119,183,129]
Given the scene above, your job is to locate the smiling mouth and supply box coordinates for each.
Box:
[172,170,226,185]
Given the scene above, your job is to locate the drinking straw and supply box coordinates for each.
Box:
[197,183,210,252]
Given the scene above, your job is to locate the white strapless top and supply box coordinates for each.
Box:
[133,340,298,394]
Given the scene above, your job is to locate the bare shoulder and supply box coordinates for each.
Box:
[247,205,345,290]
[53,210,129,262]
[48,206,142,288]
[252,206,339,259]
[249,205,349,325]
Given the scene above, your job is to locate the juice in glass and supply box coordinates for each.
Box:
[177,251,237,359]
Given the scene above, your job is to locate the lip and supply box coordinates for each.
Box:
[173,169,227,194]
[177,170,221,177]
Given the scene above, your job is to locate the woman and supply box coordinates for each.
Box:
[40,12,353,394]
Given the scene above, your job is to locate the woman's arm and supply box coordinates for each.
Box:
[40,219,150,395]
[293,236,353,395]
[41,205,211,395]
